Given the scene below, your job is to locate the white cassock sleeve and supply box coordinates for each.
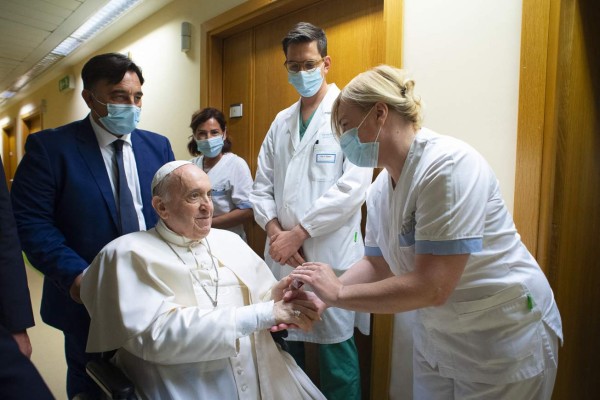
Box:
[121,300,276,365]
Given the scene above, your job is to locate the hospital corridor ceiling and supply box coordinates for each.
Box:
[0,0,172,104]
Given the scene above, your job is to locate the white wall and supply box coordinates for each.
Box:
[403,0,523,211]
[0,0,247,162]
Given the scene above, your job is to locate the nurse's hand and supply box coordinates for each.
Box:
[289,262,342,306]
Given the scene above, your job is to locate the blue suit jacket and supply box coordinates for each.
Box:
[11,117,175,333]
[0,162,34,333]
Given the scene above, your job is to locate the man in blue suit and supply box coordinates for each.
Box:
[1,162,53,399]
[11,53,175,399]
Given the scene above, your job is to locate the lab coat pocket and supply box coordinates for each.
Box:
[445,285,545,384]
[211,181,232,197]
[394,232,415,274]
[308,145,342,182]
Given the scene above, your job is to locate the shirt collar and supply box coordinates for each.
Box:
[155,219,205,248]
[89,113,133,149]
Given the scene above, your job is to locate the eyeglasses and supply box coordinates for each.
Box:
[283,58,324,74]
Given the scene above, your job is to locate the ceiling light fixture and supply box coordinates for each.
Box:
[2,0,143,100]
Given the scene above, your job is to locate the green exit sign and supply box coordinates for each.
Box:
[58,75,75,92]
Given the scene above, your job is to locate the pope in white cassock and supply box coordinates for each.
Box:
[81,160,326,400]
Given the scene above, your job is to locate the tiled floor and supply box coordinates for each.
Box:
[26,265,67,399]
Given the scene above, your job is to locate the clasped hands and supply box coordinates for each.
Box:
[270,276,326,332]
[267,223,308,267]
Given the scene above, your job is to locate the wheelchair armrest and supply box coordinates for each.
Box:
[86,358,137,400]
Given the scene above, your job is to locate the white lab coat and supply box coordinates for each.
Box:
[251,84,373,342]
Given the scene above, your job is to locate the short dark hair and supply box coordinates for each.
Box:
[282,22,327,57]
[187,107,232,157]
[81,53,144,90]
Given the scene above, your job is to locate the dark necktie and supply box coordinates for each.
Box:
[113,139,139,235]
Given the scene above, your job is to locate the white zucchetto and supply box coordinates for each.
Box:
[151,160,193,192]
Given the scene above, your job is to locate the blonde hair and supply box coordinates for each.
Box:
[332,65,422,135]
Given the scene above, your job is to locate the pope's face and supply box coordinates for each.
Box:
[157,165,213,240]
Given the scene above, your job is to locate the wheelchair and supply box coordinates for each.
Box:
[85,357,137,400]
[77,329,289,399]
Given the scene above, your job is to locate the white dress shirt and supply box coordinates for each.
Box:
[89,114,146,230]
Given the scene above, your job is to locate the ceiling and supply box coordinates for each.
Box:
[0,0,172,105]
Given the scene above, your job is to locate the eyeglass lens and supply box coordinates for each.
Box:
[285,59,323,73]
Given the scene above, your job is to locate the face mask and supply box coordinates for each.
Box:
[92,95,141,135]
[288,67,323,98]
[339,106,382,168]
[196,135,224,158]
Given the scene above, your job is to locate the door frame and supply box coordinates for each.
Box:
[201,1,402,398]
[1,120,15,189]
[513,0,558,272]
[20,109,43,157]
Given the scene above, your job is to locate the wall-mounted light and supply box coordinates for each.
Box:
[181,22,192,52]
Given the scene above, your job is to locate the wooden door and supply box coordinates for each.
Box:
[207,0,389,398]
[546,0,599,397]
[515,0,600,398]
[222,31,260,250]
[2,125,16,190]
[21,112,42,155]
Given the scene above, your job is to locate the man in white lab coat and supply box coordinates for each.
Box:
[251,22,373,399]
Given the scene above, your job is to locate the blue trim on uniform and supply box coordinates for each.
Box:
[211,189,228,196]
[415,237,482,255]
[364,246,383,257]
[237,201,253,209]
[399,231,415,246]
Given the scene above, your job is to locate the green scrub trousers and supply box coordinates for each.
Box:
[286,336,361,400]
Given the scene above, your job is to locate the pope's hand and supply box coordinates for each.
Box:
[283,286,327,315]
[288,262,343,306]
[273,299,320,332]
[272,276,293,302]
[70,273,83,304]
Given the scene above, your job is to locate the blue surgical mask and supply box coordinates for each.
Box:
[92,95,141,135]
[339,106,381,168]
[288,67,323,98]
[196,136,224,158]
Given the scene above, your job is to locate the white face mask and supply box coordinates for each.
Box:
[339,105,381,168]
[92,94,141,135]
[196,135,224,158]
[287,67,324,97]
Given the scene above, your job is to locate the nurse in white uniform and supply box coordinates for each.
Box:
[290,65,563,400]
[188,107,254,241]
